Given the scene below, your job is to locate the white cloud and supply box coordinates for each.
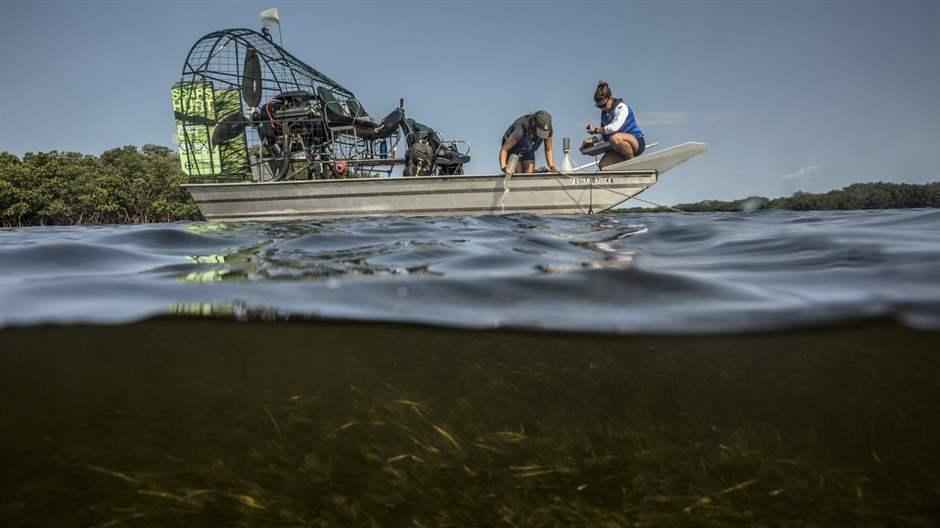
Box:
[781,165,819,181]
[780,165,824,194]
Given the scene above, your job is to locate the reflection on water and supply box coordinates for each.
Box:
[168,302,236,317]
[2,320,938,526]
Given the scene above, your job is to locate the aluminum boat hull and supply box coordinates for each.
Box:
[182,142,707,221]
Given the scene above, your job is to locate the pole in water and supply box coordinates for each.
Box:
[505,153,520,177]
[500,153,520,213]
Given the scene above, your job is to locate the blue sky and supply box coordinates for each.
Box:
[1,0,938,204]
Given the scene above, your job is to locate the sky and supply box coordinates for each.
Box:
[1,0,938,204]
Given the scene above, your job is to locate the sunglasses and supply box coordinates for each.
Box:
[595,98,608,109]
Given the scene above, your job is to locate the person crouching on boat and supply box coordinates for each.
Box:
[499,111,559,174]
[585,81,645,169]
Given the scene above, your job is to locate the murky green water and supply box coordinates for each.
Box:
[2,319,937,526]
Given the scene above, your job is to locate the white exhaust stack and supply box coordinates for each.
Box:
[500,153,521,213]
[560,136,574,173]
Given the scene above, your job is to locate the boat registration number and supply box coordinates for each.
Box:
[569,177,615,185]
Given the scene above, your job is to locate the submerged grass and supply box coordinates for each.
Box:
[1,319,939,526]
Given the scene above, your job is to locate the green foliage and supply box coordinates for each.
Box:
[0,146,202,226]
[618,182,940,213]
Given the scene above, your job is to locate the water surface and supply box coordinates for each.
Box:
[2,209,939,332]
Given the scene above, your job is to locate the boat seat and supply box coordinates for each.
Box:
[401,118,431,146]
[317,87,379,129]
[400,118,470,175]
[434,149,470,175]
[317,87,402,140]
[359,108,404,140]
[435,144,471,166]
[345,98,378,128]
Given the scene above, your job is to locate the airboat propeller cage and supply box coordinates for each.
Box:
[174,28,359,179]
[173,26,469,181]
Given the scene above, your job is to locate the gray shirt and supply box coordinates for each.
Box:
[503,115,545,154]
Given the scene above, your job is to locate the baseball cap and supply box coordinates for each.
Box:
[533,111,552,139]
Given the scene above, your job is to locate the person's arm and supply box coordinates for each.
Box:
[602,103,629,135]
[543,136,558,171]
[585,122,602,138]
[499,135,517,172]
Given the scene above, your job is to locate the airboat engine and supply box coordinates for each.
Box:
[258,92,324,143]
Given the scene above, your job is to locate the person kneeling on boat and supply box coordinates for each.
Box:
[585,81,645,169]
[499,111,559,174]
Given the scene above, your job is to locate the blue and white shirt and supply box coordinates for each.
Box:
[601,99,644,140]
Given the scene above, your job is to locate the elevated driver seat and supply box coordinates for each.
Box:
[317,87,402,140]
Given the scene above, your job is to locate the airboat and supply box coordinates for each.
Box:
[172,11,706,221]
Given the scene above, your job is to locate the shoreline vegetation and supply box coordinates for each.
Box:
[0,146,200,227]
[1,146,938,226]
[618,181,940,213]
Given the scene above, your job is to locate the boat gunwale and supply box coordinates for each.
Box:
[189,183,653,205]
[181,170,658,189]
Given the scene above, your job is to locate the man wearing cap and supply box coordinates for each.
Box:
[499,111,559,174]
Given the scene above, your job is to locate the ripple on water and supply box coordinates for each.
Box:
[0,210,938,332]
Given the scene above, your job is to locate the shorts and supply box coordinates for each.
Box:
[509,148,536,162]
[635,136,646,157]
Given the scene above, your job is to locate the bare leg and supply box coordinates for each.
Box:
[598,150,624,169]
[608,132,638,160]
[519,160,536,174]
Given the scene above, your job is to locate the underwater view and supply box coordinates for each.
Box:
[4,0,940,525]
[1,210,939,526]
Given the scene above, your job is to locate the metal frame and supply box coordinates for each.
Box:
[176,28,403,181]
[176,28,470,182]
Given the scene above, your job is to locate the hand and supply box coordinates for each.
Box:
[500,165,507,173]
[549,164,559,173]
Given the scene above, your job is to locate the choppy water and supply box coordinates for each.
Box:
[2,209,940,332]
[2,210,940,526]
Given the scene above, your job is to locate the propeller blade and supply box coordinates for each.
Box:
[211,111,248,146]
[173,111,215,127]
[242,47,262,108]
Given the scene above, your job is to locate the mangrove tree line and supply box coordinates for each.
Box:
[620,182,940,213]
[0,145,200,227]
